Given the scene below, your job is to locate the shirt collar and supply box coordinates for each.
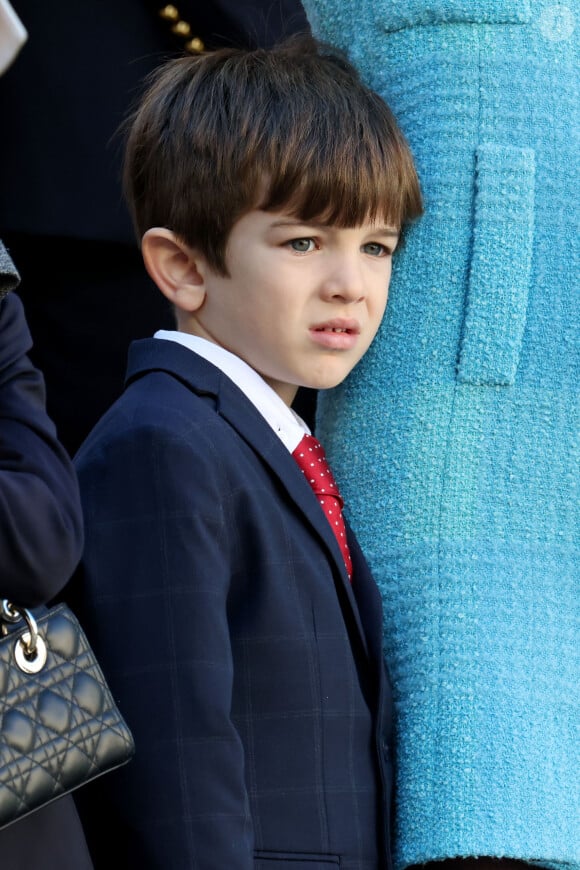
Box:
[154,330,310,452]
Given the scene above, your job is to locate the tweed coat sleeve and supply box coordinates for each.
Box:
[0,290,84,605]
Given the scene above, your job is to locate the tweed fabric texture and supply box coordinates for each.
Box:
[0,239,19,297]
[302,2,579,868]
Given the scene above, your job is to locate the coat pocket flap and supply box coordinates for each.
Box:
[375,0,530,32]
[457,143,535,386]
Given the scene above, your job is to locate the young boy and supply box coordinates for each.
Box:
[72,35,422,869]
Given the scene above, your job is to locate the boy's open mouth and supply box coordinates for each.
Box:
[312,319,360,335]
[309,321,360,350]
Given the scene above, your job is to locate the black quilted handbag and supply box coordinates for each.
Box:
[0,599,135,829]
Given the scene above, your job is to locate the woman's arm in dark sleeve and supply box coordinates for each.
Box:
[0,292,84,605]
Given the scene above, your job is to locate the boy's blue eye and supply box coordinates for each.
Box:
[362,242,389,257]
[289,238,315,253]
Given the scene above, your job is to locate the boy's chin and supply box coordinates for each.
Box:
[308,369,359,392]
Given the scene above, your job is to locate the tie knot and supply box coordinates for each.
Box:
[292,434,343,507]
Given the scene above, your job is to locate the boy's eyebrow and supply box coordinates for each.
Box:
[371,228,400,238]
[269,219,400,237]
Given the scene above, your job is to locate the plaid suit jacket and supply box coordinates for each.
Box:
[72,338,393,869]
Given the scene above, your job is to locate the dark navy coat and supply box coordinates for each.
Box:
[0,288,91,868]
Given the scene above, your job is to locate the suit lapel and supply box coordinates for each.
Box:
[217,377,374,661]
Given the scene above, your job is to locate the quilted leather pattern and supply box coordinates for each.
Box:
[0,602,135,828]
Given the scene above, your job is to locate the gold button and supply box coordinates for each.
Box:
[159,5,179,22]
[172,20,191,37]
[186,37,205,53]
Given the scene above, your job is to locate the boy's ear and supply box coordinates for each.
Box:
[141,228,206,312]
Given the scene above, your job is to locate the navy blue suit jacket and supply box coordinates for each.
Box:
[73,337,393,869]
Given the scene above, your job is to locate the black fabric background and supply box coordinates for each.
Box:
[0,1,314,455]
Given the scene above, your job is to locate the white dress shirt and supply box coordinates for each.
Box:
[154,331,310,453]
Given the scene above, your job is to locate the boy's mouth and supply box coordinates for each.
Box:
[309,319,360,349]
[311,319,360,335]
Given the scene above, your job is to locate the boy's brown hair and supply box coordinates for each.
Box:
[123,34,423,276]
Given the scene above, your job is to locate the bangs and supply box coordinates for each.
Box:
[262,157,414,230]
[257,95,423,230]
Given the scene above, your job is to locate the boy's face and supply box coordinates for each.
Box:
[188,209,399,406]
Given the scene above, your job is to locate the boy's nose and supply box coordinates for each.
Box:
[320,257,365,303]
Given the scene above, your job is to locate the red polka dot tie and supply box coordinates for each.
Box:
[292,434,353,582]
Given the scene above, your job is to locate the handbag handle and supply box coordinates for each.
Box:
[0,600,47,673]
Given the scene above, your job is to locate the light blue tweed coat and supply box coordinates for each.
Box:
[301,2,579,868]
